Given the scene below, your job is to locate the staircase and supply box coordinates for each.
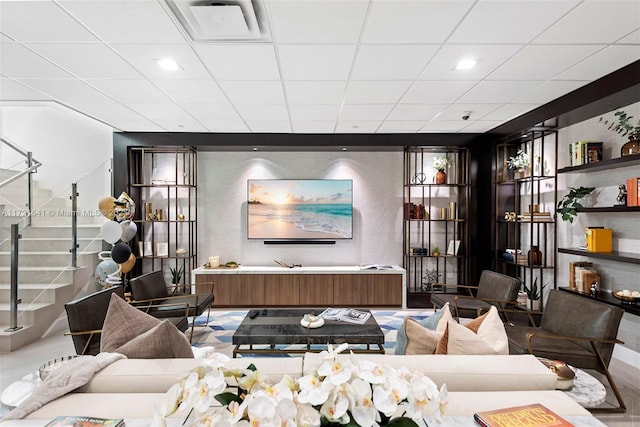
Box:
[0,169,104,352]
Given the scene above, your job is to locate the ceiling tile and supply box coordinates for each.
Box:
[105,118,164,132]
[17,79,115,103]
[180,103,240,122]
[152,79,227,103]
[246,121,291,133]
[488,45,604,80]
[284,81,346,104]
[618,28,640,43]
[278,45,356,80]
[344,81,412,104]
[387,104,446,121]
[449,1,579,44]
[291,120,336,133]
[218,81,285,104]
[26,43,141,79]
[335,121,382,133]
[418,121,466,132]
[461,120,505,133]
[363,1,474,43]
[0,43,72,78]
[0,1,98,42]
[158,118,208,132]
[482,104,540,121]
[378,121,425,132]
[534,1,640,43]
[554,45,640,80]
[0,78,52,101]
[193,44,280,80]
[125,103,191,120]
[66,102,144,121]
[200,117,249,132]
[236,104,289,121]
[436,104,502,121]
[457,81,543,104]
[289,104,340,121]
[400,81,476,104]
[267,0,368,43]
[419,44,523,80]
[58,0,185,43]
[514,80,588,104]
[88,79,171,104]
[351,45,439,80]
[110,44,210,80]
[339,104,395,121]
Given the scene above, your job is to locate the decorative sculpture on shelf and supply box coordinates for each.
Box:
[615,184,627,206]
[421,269,441,292]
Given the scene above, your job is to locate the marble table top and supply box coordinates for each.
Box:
[563,368,607,408]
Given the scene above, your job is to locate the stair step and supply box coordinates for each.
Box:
[0,266,77,284]
[0,301,50,325]
[19,225,102,239]
[0,237,103,252]
[0,251,80,267]
[0,282,72,303]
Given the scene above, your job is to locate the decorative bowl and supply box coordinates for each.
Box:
[300,314,325,329]
[38,356,79,381]
[612,289,640,303]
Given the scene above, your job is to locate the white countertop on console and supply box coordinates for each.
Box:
[193,265,405,275]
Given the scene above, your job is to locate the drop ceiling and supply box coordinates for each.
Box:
[1,0,639,134]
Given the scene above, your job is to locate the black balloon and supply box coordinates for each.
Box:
[111,242,132,263]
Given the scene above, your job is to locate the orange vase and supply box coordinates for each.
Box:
[435,171,446,184]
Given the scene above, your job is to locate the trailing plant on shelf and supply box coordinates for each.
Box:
[599,110,640,140]
[556,186,595,223]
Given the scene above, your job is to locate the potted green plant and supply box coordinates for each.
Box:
[556,186,595,223]
[431,245,440,256]
[169,266,184,285]
[523,278,545,311]
[599,110,640,156]
[506,149,529,179]
[433,157,451,184]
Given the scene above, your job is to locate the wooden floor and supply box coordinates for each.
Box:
[1,332,638,423]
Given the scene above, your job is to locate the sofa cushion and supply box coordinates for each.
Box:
[436,306,508,355]
[77,357,304,393]
[113,320,193,359]
[303,353,556,392]
[403,304,452,355]
[100,294,193,358]
[394,303,450,355]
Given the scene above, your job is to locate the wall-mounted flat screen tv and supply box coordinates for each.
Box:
[248,179,353,240]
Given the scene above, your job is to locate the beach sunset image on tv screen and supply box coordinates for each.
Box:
[247,179,353,240]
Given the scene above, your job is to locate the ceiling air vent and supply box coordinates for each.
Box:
[165,0,270,42]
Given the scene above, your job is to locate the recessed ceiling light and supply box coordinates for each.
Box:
[342,147,348,151]
[252,147,258,151]
[456,58,477,70]
[156,58,180,71]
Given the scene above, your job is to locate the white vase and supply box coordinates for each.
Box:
[527,298,541,311]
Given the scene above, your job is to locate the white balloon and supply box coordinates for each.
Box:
[120,220,138,242]
[101,221,122,244]
[98,251,112,260]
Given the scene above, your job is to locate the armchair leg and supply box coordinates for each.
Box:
[588,342,626,413]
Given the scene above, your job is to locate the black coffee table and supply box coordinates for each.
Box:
[232,308,385,357]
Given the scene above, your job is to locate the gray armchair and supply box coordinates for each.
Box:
[505,289,625,413]
[430,270,521,320]
[129,270,214,342]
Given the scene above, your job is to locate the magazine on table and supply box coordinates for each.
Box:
[319,307,371,324]
[45,416,125,427]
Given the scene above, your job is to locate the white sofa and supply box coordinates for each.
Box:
[1,354,604,425]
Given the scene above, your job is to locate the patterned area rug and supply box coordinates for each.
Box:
[190,309,434,357]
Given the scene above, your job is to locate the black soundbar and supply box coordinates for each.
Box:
[264,240,336,245]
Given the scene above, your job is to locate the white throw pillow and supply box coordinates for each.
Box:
[444,306,509,355]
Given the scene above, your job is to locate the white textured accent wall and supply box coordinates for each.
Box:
[198,151,403,267]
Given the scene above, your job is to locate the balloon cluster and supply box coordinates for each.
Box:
[95,192,136,289]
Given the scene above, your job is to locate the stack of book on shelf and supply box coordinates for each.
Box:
[502,249,527,264]
[569,261,599,293]
[569,141,603,166]
[626,176,640,206]
[518,211,553,222]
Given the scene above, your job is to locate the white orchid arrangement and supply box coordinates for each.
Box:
[153,344,447,427]
[506,149,529,169]
[432,157,451,173]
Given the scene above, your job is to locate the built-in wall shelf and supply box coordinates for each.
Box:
[576,206,640,213]
[558,247,640,264]
[559,287,640,316]
[557,153,640,174]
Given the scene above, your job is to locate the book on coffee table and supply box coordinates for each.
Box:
[319,307,371,324]
[45,415,125,427]
[474,403,573,427]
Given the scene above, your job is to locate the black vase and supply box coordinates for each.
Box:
[528,245,543,266]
